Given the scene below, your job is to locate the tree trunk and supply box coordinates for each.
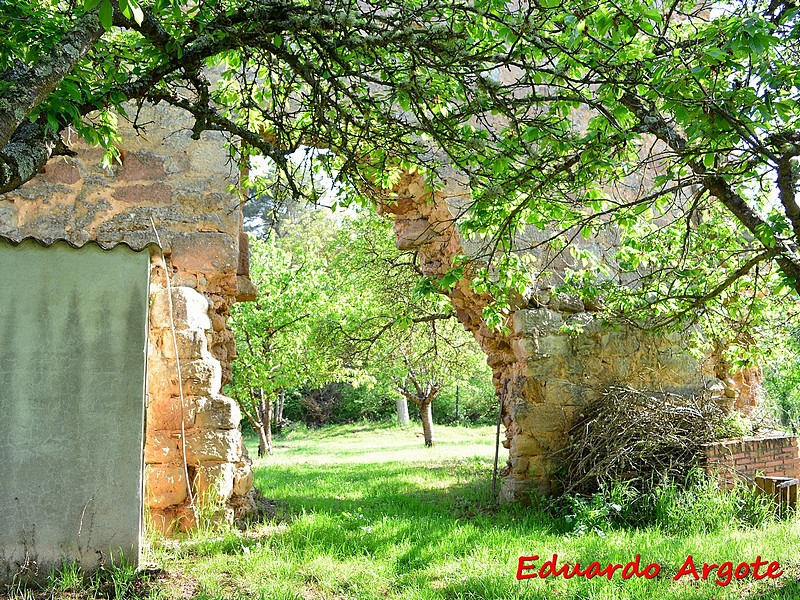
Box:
[397,396,410,425]
[420,400,435,447]
[255,421,269,458]
[259,387,273,456]
[275,388,285,423]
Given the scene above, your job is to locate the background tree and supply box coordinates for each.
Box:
[229,227,338,455]
[319,211,493,446]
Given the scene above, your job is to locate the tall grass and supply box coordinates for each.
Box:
[151,423,799,600]
[6,423,799,599]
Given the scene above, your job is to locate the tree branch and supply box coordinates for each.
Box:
[0,9,103,147]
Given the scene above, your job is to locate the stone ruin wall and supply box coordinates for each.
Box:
[0,105,256,531]
[381,173,762,501]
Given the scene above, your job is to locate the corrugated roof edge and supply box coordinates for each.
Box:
[0,233,159,252]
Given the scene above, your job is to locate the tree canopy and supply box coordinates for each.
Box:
[3,0,800,337]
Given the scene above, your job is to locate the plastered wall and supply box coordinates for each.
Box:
[0,240,149,581]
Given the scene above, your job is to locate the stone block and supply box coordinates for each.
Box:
[170,232,237,275]
[513,308,564,336]
[190,141,236,176]
[537,335,570,357]
[233,465,254,497]
[194,394,242,430]
[161,329,209,360]
[117,151,167,181]
[195,463,236,501]
[511,434,546,456]
[236,275,258,302]
[150,286,212,330]
[552,293,584,313]
[43,158,82,185]
[182,358,222,397]
[395,218,440,249]
[147,358,180,399]
[499,478,532,504]
[186,429,243,463]
[144,431,181,464]
[146,465,188,509]
[147,394,196,431]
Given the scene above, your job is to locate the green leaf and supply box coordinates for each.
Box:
[84,0,103,10]
[98,0,113,29]
[127,0,144,24]
[703,153,715,169]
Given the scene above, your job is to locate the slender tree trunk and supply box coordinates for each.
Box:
[397,396,410,425]
[275,388,285,423]
[255,421,269,458]
[420,400,435,447]
[259,387,273,456]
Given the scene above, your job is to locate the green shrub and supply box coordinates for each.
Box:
[549,471,777,536]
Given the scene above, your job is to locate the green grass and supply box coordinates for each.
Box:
[148,422,800,600]
[6,422,799,599]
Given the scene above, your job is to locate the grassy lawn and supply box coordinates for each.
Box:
[141,422,800,600]
[5,423,798,599]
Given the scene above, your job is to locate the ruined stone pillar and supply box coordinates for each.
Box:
[381,174,733,501]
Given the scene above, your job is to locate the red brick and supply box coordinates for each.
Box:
[118,151,167,181]
[43,159,81,184]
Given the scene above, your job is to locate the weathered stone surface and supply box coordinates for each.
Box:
[145,465,187,509]
[112,183,172,205]
[160,329,209,360]
[514,403,567,433]
[170,232,237,274]
[395,218,442,249]
[150,287,212,330]
[144,431,181,464]
[233,465,254,498]
[186,429,243,463]
[117,151,167,181]
[513,309,564,337]
[236,275,258,302]
[42,158,82,185]
[600,332,641,356]
[195,463,236,501]
[195,395,242,430]
[181,358,223,397]
[147,357,180,398]
[147,394,196,431]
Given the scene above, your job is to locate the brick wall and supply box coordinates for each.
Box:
[702,434,800,487]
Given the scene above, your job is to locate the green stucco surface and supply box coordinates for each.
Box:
[0,240,149,581]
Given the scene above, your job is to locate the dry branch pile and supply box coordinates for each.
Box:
[561,385,727,493]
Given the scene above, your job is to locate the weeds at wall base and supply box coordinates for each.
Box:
[1,556,157,600]
[542,472,786,537]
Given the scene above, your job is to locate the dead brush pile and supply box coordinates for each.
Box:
[561,385,727,493]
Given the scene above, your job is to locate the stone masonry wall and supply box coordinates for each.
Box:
[380,173,755,502]
[0,104,256,530]
[505,307,721,499]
